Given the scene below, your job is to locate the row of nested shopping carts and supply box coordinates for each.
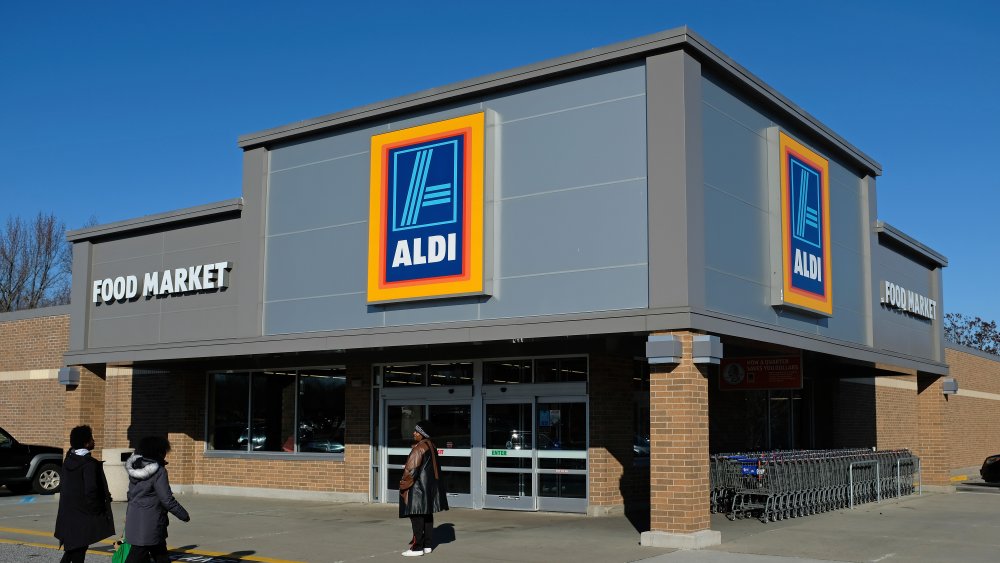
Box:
[710,448,921,523]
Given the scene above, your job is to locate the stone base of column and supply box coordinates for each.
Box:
[586,504,624,517]
[640,529,721,549]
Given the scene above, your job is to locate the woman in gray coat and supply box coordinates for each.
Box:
[124,436,189,563]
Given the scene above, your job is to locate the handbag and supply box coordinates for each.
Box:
[111,539,131,563]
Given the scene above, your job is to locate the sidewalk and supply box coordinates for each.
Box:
[1,487,999,562]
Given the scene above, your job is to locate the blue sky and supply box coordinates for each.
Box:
[2,1,998,322]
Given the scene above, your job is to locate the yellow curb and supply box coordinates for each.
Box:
[950,475,969,482]
[0,527,306,563]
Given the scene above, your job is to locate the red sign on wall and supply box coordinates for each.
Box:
[719,356,802,390]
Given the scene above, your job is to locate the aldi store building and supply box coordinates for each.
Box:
[4,28,997,548]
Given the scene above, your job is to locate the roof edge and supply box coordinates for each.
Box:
[875,220,948,267]
[67,198,243,242]
[236,27,880,176]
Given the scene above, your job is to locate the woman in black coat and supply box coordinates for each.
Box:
[54,425,115,563]
[123,436,189,563]
[398,420,448,557]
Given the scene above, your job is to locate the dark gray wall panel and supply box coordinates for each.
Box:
[159,305,239,342]
[499,179,647,277]
[88,314,162,349]
[873,243,938,358]
[263,64,648,336]
[83,218,242,348]
[701,71,869,346]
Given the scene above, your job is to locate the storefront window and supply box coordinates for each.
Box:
[428,362,473,386]
[207,367,346,454]
[383,364,425,387]
[535,357,587,383]
[483,360,532,384]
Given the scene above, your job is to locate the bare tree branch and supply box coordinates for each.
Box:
[0,212,71,312]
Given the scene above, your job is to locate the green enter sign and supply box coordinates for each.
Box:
[490,450,507,456]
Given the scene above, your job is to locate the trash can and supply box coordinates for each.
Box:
[102,448,133,502]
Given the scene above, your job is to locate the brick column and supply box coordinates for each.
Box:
[587,353,633,515]
[916,373,950,487]
[64,366,107,459]
[640,331,719,548]
[343,362,372,495]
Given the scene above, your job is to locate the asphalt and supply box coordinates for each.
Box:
[1,483,998,563]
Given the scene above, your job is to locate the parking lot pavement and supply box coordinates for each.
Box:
[1,487,999,562]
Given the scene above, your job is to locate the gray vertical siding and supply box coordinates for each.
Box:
[700,72,869,345]
[263,63,648,335]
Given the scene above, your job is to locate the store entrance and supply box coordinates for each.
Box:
[374,358,588,512]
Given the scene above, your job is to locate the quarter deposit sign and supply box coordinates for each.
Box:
[719,356,803,390]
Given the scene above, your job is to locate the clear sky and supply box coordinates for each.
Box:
[2,1,998,321]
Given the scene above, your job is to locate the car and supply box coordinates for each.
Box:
[0,426,63,494]
[981,454,1000,483]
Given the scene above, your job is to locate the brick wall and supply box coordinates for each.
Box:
[648,331,710,534]
[0,313,68,371]
[63,366,107,459]
[0,312,69,447]
[588,353,634,510]
[944,347,1000,470]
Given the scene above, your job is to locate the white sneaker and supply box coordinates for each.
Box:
[401,549,424,557]
[424,547,433,554]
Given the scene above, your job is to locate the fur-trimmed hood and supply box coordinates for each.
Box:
[125,454,161,481]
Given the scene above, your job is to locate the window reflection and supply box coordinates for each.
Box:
[207,367,346,454]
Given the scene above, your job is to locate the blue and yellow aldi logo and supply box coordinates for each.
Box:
[367,113,485,303]
[778,131,832,315]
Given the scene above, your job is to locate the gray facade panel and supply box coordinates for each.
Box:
[269,123,386,172]
[701,104,768,210]
[480,265,647,319]
[704,268,772,324]
[488,63,644,123]
[701,70,869,346]
[703,186,769,283]
[264,293,380,334]
[265,222,368,301]
[499,179,647,277]
[262,65,648,336]
[163,218,242,251]
[498,94,647,199]
[384,297,482,327]
[267,154,369,236]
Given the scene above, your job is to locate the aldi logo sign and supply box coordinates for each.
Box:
[368,113,485,303]
[777,131,832,315]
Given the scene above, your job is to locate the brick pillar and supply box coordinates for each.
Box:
[640,331,719,548]
[103,367,134,449]
[916,373,950,487]
[64,366,107,460]
[343,362,372,495]
[168,371,204,486]
[587,353,633,515]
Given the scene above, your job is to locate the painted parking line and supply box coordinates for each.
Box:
[950,474,969,482]
[0,527,306,563]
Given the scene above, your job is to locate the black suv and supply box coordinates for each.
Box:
[0,426,63,494]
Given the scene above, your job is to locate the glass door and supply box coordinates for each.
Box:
[383,401,473,508]
[536,398,588,512]
[483,401,535,510]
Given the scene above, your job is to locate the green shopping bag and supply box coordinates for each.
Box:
[111,539,131,563]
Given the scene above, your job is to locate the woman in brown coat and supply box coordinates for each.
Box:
[398,420,448,557]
